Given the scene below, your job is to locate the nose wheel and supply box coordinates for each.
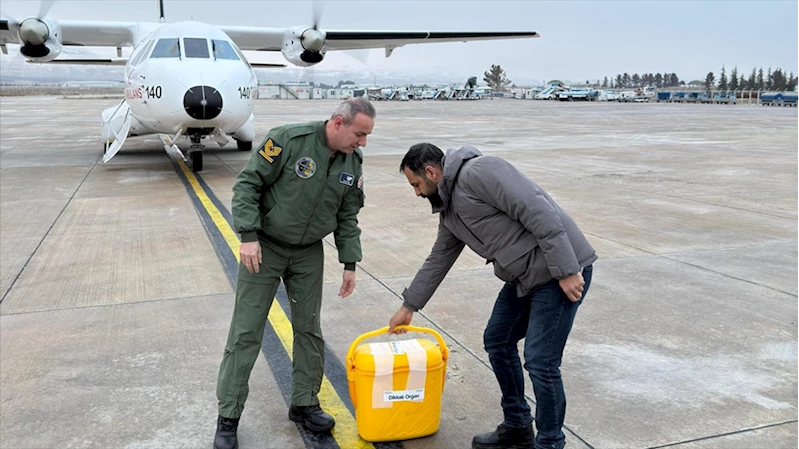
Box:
[188,133,204,172]
[235,138,252,151]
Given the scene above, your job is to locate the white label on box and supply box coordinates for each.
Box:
[384,389,425,402]
[390,341,405,354]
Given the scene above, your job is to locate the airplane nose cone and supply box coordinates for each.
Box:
[183,85,223,120]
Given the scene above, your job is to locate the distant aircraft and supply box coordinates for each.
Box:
[0,0,540,171]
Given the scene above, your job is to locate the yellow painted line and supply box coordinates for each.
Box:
[174,156,242,255]
[268,302,371,449]
[175,158,373,449]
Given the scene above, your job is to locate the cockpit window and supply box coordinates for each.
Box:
[151,38,180,58]
[130,40,154,66]
[212,40,240,61]
[231,43,252,67]
[184,38,210,58]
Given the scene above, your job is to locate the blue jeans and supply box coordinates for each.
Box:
[483,265,593,449]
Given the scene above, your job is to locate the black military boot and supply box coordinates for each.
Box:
[214,415,239,449]
[472,423,535,449]
[288,405,335,432]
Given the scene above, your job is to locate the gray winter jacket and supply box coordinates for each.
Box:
[402,146,598,311]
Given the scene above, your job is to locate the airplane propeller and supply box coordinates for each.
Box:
[312,0,325,30]
[19,18,49,45]
[300,0,326,53]
[344,49,371,66]
[302,0,370,66]
[38,0,57,17]
[1,0,59,46]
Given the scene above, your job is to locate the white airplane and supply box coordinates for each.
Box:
[0,0,540,171]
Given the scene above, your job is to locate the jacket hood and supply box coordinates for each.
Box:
[435,145,483,213]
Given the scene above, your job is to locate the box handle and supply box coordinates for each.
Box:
[345,325,449,372]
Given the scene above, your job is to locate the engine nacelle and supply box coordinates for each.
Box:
[281,27,326,67]
[17,17,62,62]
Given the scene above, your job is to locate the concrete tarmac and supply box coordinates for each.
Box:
[0,96,796,449]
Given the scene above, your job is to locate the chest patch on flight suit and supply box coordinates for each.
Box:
[339,172,354,186]
[295,157,316,179]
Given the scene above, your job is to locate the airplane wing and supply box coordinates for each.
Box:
[322,30,540,51]
[1,16,538,67]
[26,57,129,66]
[218,26,539,52]
[249,62,287,68]
[0,19,147,48]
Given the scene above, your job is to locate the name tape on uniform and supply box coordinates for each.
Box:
[383,389,425,402]
[339,172,354,186]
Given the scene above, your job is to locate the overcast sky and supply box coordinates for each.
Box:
[2,0,797,83]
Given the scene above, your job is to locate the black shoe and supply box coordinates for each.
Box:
[288,405,335,432]
[472,423,534,449]
[214,415,239,449]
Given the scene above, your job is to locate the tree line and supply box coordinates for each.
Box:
[329,64,799,92]
[704,66,796,91]
[602,66,796,91]
[602,73,682,88]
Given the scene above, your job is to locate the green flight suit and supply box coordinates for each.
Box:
[217,121,365,419]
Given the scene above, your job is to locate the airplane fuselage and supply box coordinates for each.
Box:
[120,21,258,140]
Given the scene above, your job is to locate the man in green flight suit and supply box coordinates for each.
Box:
[214,97,376,449]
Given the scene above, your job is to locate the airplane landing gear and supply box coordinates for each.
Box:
[188,133,204,172]
[235,138,252,151]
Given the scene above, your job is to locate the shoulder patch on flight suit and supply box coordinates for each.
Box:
[339,172,354,186]
[258,138,283,163]
[295,157,316,179]
[355,173,365,208]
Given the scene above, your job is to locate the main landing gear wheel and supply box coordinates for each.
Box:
[236,139,252,151]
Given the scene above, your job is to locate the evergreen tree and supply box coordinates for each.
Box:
[766,67,773,90]
[602,76,608,88]
[670,73,680,86]
[773,68,786,91]
[747,68,757,89]
[729,66,739,91]
[718,66,728,90]
[655,73,663,88]
[482,64,512,91]
[615,74,623,88]
[705,72,716,90]
[757,68,765,90]
[632,73,641,86]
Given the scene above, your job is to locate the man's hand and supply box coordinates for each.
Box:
[388,306,414,334]
[559,271,585,302]
[240,241,261,273]
[339,270,356,298]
